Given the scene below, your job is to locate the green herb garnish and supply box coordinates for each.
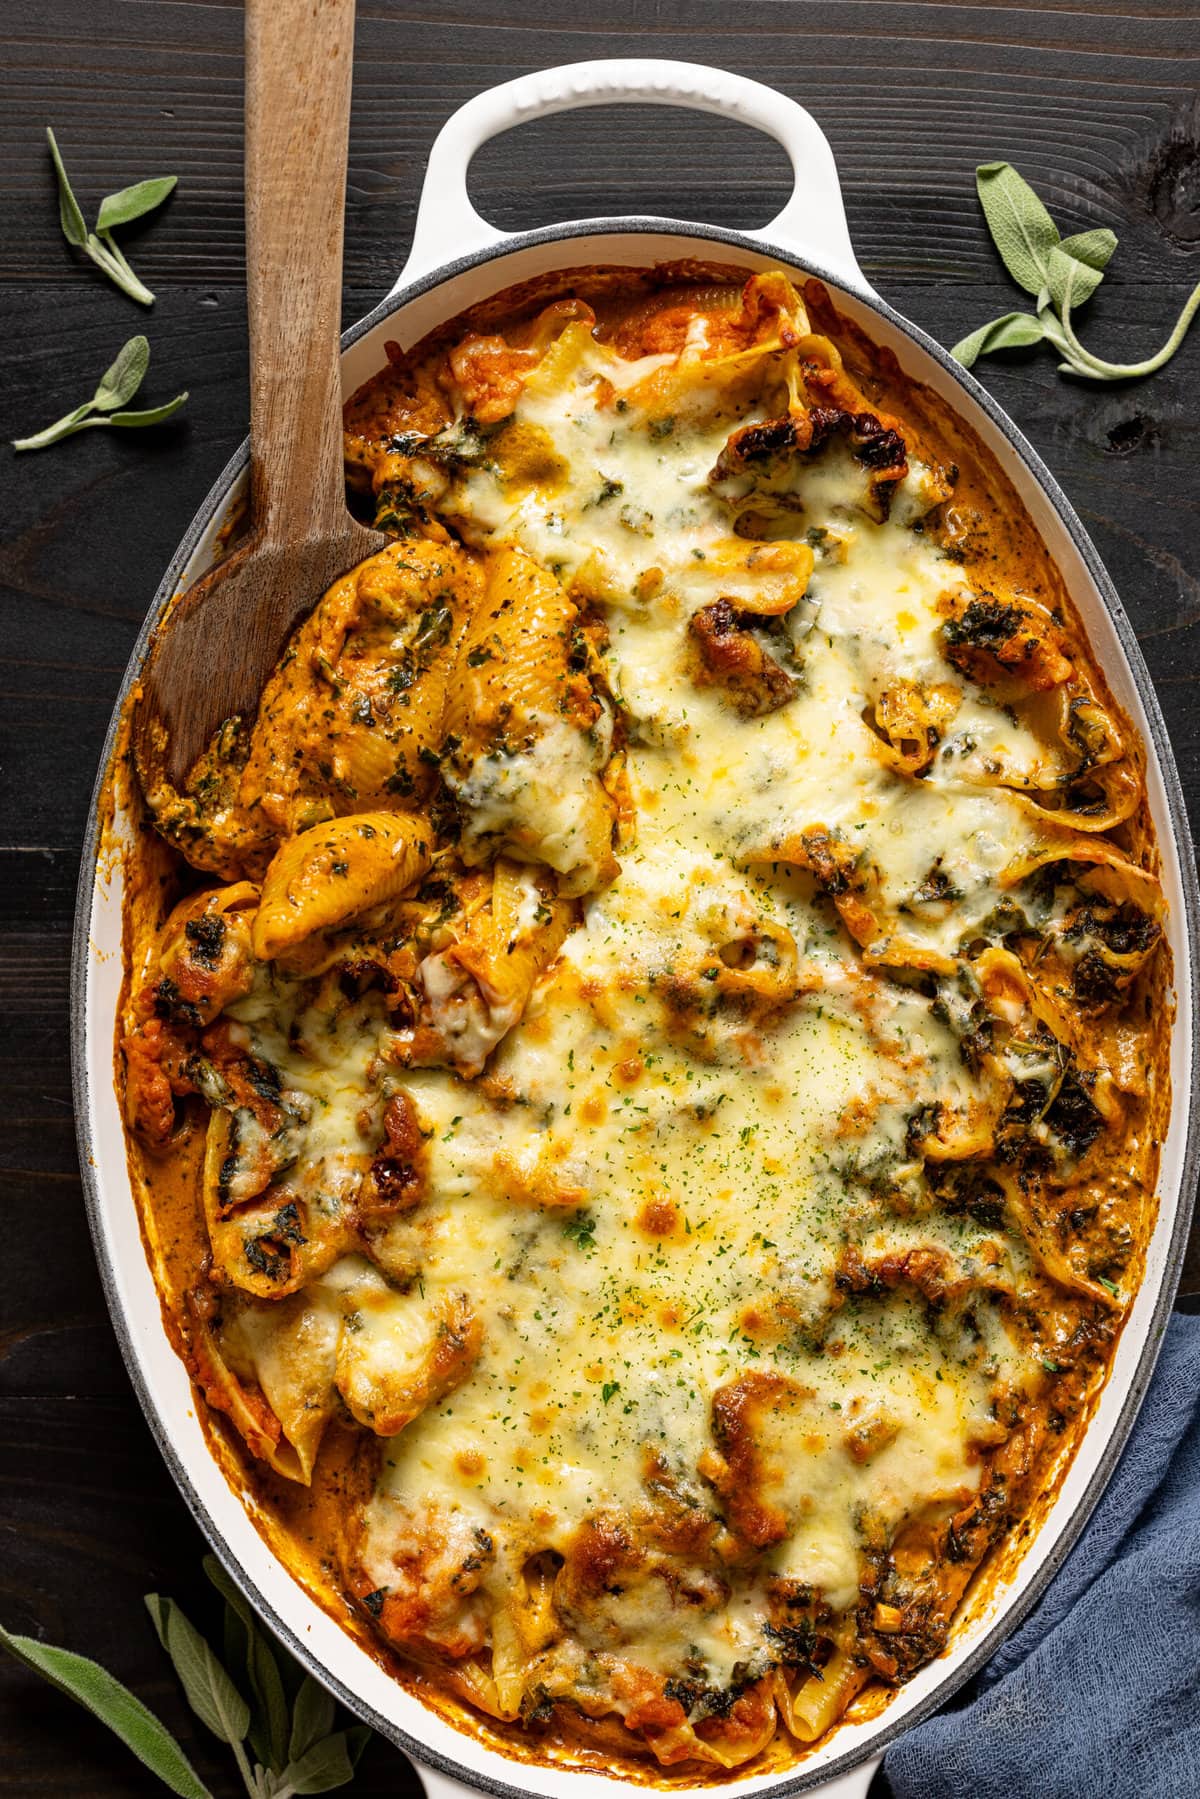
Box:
[0,1555,369,1795]
[952,161,1200,382]
[12,334,187,451]
[47,126,175,306]
[562,1211,597,1253]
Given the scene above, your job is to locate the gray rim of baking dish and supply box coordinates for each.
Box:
[71,216,1200,1799]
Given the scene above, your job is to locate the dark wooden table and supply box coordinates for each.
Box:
[3,3,1198,1793]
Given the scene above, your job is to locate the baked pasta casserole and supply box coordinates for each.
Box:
[119,268,1169,1776]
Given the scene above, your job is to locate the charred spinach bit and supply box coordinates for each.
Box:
[427,418,494,468]
[272,1202,306,1246]
[931,1166,1006,1231]
[154,976,203,1030]
[1089,1221,1133,1283]
[942,596,1023,651]
[912,859,963,904]
[973,898,1029,943]
[905,1101,943,1152]
[458,1528,494,1577]
[374,490,418,536]
[385,429,427,455]
[1073,948,1123,1008]
[244,1236,288,1280]
[413,604,453,655]
[1066,903,1156,956]
[1068,904,1159,1008]
[1066,695,1110,766]
[416,874,462,919]
[520,1686,556,1726]
[184,1055,232,1108]
[946,1474,1010,1562]
[930,977,994,1071]
[850,412,906,469]
[217,1149,240,1208]
[1044,1069,1104,1158]
[184,911,226,966]
[762,1619,826,1676]
[586,475,624,506]
[664,1666,763,1722]
[246,1057,282,1103]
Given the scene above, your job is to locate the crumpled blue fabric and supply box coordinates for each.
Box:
[885,1311,1200,1799]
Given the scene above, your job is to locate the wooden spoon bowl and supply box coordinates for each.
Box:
[134,0,384,793]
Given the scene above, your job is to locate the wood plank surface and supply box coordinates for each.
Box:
[1,2,1198,1792]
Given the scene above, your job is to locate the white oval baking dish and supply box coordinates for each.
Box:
[73,59,1200,1799]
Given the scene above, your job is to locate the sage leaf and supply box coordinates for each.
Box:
[46,126,87,248]
[1036,303,1098,378]
[104,392,190,427]
[958,162,1198,384]
[1036,305,1074,357]
[976,161,1060,296]
[0,1621,212,1799]
[86,229,156,306]
[203,1556,290,1772]
[145,1594,252,1748]
[218,1602,252,1722]
[289,1675,337,1764]
[1046,243,1106,314]
[93,334,150,410]
[1057,260,1200,381]
[951,312,1045,367]
[279,1726,371,1794]
[97,175,177,233]
[43,125,171,305]
[13,392,187,449]
[1058,228,1118,275]
[12,401,97,451]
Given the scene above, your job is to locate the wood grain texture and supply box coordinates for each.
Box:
[1,2,1198,1793]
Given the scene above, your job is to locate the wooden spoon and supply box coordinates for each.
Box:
[134,0,384,792]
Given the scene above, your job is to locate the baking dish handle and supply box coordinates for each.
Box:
[389,58,873,299]
[416,1751,883,1798]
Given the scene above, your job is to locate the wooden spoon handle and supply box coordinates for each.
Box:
[244,0,357,549]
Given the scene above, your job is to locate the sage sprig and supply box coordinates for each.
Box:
[12,334,187,450]
[0,1621,211,1798]
[952,160,1200,381]
[0,1558,370,1797]
[47,126,176,305]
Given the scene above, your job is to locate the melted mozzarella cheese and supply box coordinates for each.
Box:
[356,837,1031,1655]
[236,323,1055,1695]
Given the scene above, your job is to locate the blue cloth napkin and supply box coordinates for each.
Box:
[885,1311,1200,1799]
